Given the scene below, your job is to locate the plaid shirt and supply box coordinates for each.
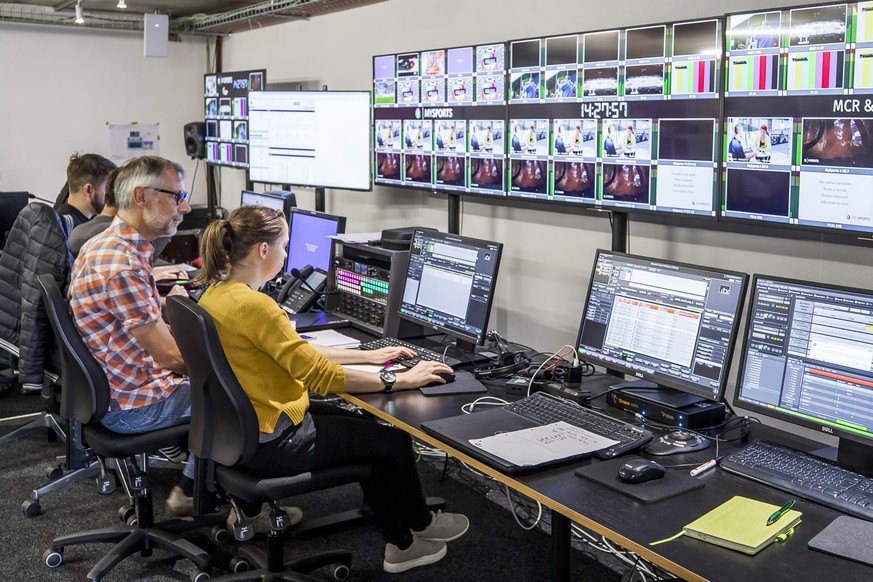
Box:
[69,218,184,411]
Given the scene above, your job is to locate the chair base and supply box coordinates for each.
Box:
[23,458,101,518]
[0,411,64,445]
[217,535,352,582]
[47,516,214,582]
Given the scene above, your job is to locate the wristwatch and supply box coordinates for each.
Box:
[380,369,397,393]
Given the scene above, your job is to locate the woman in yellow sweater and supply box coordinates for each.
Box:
[195,206,468,574]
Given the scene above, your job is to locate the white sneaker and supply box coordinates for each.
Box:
[412,510,469,542]
[383,538,447,573]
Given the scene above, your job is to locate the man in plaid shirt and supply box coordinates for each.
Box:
[69,155,197,516]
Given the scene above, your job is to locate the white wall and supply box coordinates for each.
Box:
[218,0,873,445]
[0,23,208,204]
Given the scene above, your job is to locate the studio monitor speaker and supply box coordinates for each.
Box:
[144,13,169,58]
[183,122,206,159]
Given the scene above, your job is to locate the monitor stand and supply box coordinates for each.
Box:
[812,438,873,475]
[412,336,495,366]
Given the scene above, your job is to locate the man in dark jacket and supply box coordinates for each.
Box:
[56,153,116,234]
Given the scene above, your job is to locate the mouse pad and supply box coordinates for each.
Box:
[419,371,487,396]
[574,457,704,503]
[808,515,873,566]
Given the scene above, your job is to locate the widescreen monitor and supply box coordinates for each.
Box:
[239,190,296,218]
[248,91,371,191]
[575,250,748,402]
[735,275,873,472]
[398,229,503,352]
[284,209,347,275]
[722,2,873,235]
[0,192,29,249]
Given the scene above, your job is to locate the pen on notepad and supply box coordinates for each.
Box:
[689,456,723,477]
[767,500,795,525]
[300,334,313,341]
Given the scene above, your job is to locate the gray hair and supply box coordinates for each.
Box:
[113,156,185,211]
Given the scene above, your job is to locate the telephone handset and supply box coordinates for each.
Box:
[277,265,328,314]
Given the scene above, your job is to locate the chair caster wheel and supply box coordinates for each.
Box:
[22,499,42,518]
[43,548,63,568]
[332,563,350,580]
[211,525,230,544]
[192,570,210,581]
[229,556,250,573]
[47,465,64,481]
[118,505,137,526]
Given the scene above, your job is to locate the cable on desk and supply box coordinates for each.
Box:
[526,344,576,396]
[461,395,508,414]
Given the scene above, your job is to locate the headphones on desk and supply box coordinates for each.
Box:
[473,331,531,380]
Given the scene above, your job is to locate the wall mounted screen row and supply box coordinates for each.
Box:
[372,1,873,236]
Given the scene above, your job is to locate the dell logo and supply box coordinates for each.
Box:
[821,426,834,435]
[634,372,644,379]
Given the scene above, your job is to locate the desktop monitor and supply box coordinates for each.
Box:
[397,229,503,353]
[239,189,296,218]
[284,209,347,275]
[575,250,748,403]
[735,275,873,473]
[0,192,29,250]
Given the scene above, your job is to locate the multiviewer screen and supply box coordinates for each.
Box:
[736,277,873,441]
[284,210,345,275]
[576,251,747,401]
[399,229,502,346]
[240,191,286,213]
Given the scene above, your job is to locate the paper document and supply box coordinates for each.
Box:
[470,422,619,466]
[301,329,361,348]
[331,232,382,244]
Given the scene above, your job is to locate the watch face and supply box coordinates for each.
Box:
[381,370,397,383]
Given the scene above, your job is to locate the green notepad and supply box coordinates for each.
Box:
[682,496,802,555]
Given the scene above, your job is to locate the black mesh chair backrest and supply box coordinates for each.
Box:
[37,274,109,425]
[165,295,260,467]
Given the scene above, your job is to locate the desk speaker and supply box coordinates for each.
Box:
[184,122,206,159]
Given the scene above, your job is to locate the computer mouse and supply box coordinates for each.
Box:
[423,372,455,388]
[617,458,666,484]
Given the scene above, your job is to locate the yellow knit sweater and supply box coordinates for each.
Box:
[198,281,345,432]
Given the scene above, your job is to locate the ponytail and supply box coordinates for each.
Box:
[194,206,287,285]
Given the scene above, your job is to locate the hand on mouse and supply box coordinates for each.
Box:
[397,360,453,390]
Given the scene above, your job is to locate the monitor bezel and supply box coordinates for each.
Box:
[284,208,347,275]
[575,249,749,401]
[733,273,873,448]
[239,189,296,219]
[396,228,504,347]
[247,90,373,192]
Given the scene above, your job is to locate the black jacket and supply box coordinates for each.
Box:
[0,203,73,389]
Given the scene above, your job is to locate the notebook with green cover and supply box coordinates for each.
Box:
[682,496,802,555]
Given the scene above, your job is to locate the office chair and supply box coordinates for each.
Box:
[167,295,371,581]
[37,275,213,582]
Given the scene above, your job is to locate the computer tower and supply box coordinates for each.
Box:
[325,240,424,338]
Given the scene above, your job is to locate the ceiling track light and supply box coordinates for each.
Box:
[117,0,127,8]
[75,1,84,24]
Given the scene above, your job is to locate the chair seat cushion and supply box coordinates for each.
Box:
[83,423,189,458]
[215,463,372,504]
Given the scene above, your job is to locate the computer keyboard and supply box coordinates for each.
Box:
[359,337,463,369]
[721,439,873,520]
[505,391,654,459]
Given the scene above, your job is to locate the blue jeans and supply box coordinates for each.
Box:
[101,382,195,479]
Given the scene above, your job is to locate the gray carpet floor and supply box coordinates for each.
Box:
[0,388,625,581]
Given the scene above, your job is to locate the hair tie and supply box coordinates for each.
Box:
[223,219,234,238]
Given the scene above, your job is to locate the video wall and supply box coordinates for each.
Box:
[371,1,873,237]
[204,69,266,169]
[373,19,722,218]
[722,2,873,234]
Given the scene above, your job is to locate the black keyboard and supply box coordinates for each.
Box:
[504,392,653,459]
[359,337,463,369]
[721,439,873,520]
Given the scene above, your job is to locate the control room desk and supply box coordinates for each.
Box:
[342,386,873,582]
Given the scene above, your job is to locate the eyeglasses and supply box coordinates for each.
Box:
[147,187,189,205]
